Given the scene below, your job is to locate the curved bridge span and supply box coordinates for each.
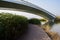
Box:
[0,0,56,22]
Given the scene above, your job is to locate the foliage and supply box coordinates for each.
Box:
[0,13,28,40]
[54,16,60,24]
[42,21,60,40]
[28,18,41,25]
[46,31,60,40]
[40,19,47,22]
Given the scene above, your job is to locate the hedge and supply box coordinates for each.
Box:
[0,13,28,40]
[28,18,41,25]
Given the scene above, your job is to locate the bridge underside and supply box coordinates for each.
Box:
[0,1,56,22]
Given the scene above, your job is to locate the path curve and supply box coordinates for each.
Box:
[18,24,51,40]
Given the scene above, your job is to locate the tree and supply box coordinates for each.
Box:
[0,13,28,40]
[28,18,41,25]
[40,19,47,22]
[54,16,60,23]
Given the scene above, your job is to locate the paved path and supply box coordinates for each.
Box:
[18,24,51,40]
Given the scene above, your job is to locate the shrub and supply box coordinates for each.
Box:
[54,16,60,24]
[0,13,28,40]
[28,18,41,25]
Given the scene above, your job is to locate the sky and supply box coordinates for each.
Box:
[25,0,60,16]
[0,10,43,19]
[2,0,60,18]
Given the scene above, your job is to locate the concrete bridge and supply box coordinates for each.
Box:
[0,0,56,22]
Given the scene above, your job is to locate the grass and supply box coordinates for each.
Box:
[42,22,60,40]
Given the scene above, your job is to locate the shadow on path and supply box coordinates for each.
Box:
[18,24,51,40]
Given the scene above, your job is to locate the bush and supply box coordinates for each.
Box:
[54,17,60,24]
[28,18,41,25]
[0,13,28,40]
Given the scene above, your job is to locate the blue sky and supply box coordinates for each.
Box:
[25,0,60,16]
